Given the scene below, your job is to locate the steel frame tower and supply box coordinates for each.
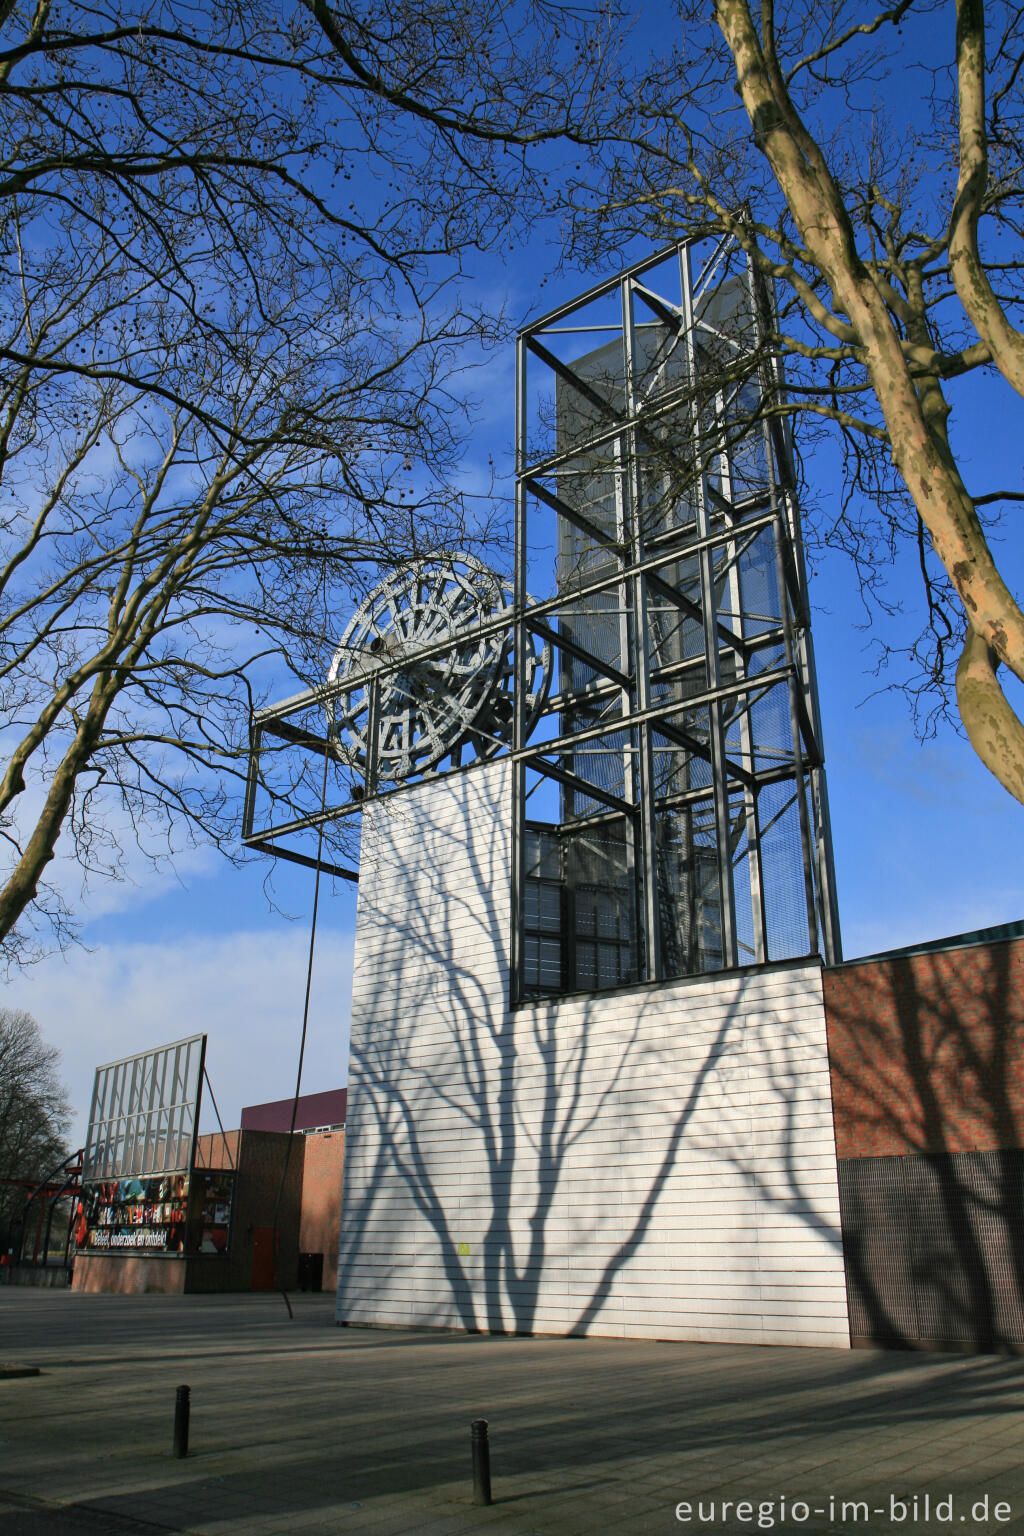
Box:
[509,238,840,1002]
[241,237,840,1002]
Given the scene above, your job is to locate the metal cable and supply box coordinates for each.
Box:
[202,1066,236,1170]
[272,739,331,1318]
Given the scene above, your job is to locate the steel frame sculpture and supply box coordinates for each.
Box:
[242,236,841,1000]
[509,239,840,999]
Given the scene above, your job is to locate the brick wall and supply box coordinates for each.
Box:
[299,1132,345,1292]
[196,1126,342,1289]
[194,1129,241,1168]
[72,1254,188,1295]
[823,936,1024,1160]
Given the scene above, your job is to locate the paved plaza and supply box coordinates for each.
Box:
[2,1290,1024,1535]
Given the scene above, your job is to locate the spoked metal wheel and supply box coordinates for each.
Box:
[328,555,549,784]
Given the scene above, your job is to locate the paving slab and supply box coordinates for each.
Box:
[2,1291,1024,1534]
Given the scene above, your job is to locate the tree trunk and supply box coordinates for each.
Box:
[956,627,1024,805]
[0,677,116,946]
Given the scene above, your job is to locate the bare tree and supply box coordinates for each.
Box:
[0,1007,70,1248]
[563,0,1024,804]
[0,0,618,961]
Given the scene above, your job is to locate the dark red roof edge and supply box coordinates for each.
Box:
[240,1087,347,1134]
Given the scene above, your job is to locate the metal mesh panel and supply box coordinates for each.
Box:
[729,798,758,965]
[552,341,625,451]
[837,1155,919,1345]
[757,778,812,961]
[563,820,639,991]
[632,317,690,403]
[523,820,639,995]
[636,413,700,543]
[523,826,564,996]
[906,1154,988,1344]
[560,591,628,683]
[655,799,723,979]
[733,524,783,638]
[652,710,713,800]
[910,1152,1024,1345]
[561,730,632,822]
[838,1151,1024,1350]
[723,670,793,777]
[969,1151,1024,1340]
[648,557,706,683]
[722,381,772,502]
[554,458,620,590]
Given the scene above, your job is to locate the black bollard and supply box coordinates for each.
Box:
[173,1384,191,1459]
[471,1418,492,1506]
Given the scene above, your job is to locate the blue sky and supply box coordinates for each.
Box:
[7,12,1024,1149]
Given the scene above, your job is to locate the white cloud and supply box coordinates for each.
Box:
[4,925,353,1148]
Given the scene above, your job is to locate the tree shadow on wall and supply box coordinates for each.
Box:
[338,765,846,1342]
[825,939,1024,1352]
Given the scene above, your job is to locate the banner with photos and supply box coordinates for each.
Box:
[77,1169,235,1256]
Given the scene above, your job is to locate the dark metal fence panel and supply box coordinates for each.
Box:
[838,1150,1024,1351]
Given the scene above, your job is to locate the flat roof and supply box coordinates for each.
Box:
[240,1087,347,1135]
[843,918,1024,967]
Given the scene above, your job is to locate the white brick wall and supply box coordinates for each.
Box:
[336,759,850,1347]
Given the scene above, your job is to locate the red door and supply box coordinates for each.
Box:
[251,1226,276,1290]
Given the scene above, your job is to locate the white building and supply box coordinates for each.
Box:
[249,241,849,1348]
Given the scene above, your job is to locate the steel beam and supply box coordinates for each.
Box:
[527,754,633,818]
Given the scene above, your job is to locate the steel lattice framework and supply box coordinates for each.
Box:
[509,239,840,998]
[242,237,841,1000]
[82,1034,206,1182]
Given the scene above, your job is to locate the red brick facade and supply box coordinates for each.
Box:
[72,1125,343,1294]
[823,935,1024,1160]
[298,1131,345,1293]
